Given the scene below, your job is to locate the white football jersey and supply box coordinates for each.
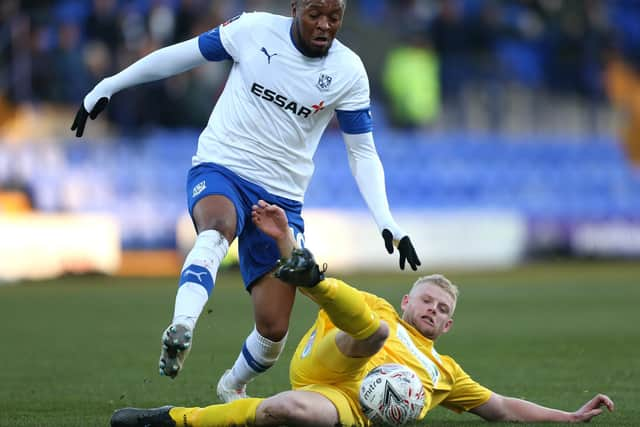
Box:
[193,12,370,202]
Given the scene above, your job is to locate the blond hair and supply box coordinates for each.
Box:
[409,274,460,315]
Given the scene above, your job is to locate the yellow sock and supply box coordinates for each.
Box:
[169,398,263,427]
[301,277,380,340]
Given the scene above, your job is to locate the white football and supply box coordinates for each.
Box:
[359,363,425,426]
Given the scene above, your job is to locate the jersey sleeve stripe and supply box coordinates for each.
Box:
[336,108,373,134]
[198,27,232,61]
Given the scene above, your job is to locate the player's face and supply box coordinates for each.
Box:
[401,283,454,340]
[291,0,345,57]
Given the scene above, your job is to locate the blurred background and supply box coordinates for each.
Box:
[1,0,640,280]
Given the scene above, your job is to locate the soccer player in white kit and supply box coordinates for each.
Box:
[72,0,420,402]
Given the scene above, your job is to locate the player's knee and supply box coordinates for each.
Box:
[192,195,237,241]
[255,320,289,342]
[196,219,235,242]
[259,392,322,425]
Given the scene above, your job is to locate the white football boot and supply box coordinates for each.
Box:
[216,369,248,402]
[158,324,192,378]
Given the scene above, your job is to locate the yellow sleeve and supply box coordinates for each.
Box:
[440,357,492,413]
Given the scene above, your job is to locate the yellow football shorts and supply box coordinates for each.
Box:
[289,315,371,427]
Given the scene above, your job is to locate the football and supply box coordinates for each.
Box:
[359,363,425,426]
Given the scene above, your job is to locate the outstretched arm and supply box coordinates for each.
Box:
[71,37,208,137]
[470,392,614,423]
[340,129,420,271]
[72,26,231,137]
[86,37,208,108]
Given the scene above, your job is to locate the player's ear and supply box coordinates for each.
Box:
[291,0,298,17]
[400,294,410,312]
[442,318,453,334]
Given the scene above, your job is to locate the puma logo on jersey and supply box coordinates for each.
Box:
[260,47,278,64]
[251,82,321,118]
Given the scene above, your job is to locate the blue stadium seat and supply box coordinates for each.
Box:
[22,130,635,248]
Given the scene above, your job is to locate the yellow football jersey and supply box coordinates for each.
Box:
[290,290,491,426]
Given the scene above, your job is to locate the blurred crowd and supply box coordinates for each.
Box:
[1,0,640,133]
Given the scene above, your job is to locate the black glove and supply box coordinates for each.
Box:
[70,97,109,137]
[382,229,421,271]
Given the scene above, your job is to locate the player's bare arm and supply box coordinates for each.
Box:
[470,392,615,423]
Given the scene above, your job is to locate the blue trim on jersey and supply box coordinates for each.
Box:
[242,343,270,373]
[336,108,373,134]
[179,264,214,295]
[198,27,232,61]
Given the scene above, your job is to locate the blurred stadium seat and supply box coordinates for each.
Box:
[5,130,637,251]
[2,0,640,262]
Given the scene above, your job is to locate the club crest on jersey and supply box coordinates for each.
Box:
[301,328,317,358]
[192,180,207,198]
[317,74,332,91]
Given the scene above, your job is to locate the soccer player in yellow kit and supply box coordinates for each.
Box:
[111,201,615,427]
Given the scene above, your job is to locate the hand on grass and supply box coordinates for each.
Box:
[570,394,614,422]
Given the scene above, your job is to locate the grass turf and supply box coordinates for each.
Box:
[1,260,638,426]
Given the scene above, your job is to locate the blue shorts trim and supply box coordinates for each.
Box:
[186,162,304,290]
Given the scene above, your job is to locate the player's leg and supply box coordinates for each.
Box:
[278,249,390,357]
[250,199,388,358]
[111,391,339,427]
[243,274,295,367]
[216,248,297,400]
[217,196,304,401]
[160,194,235,378]
[160,163,242,378]
[173,194,236,328]
[288,318,381,426]
[304,277,388,355]
[177,391,338,426]
[255,390,340,426]
[217,274,295,401]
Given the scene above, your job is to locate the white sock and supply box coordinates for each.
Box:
[172,229,229,329]
[225,327,288,388]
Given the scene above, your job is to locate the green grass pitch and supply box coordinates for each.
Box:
[1,261,638,426]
